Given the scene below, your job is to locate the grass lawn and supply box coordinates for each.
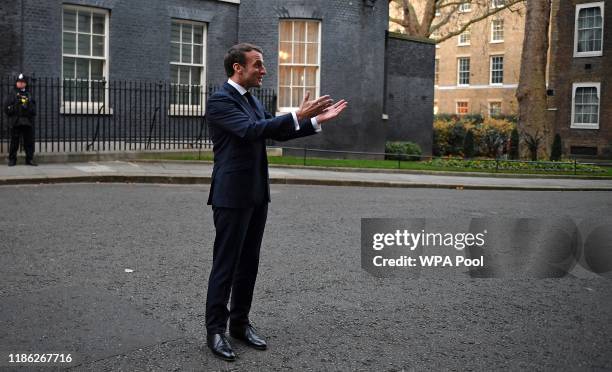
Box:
[143,153,612,178]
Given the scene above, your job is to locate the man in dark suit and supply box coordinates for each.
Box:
[204,43,347,361]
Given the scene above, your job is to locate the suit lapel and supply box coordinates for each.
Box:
[223,82,262,121]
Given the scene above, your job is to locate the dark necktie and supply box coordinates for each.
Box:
[243,91,260,118]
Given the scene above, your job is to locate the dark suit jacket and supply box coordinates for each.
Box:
[206,82,318,208]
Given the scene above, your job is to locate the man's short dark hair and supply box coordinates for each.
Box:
[224,43,263,77]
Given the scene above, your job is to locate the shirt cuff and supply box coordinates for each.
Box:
[311,117,322,132]
[290,111,300,131]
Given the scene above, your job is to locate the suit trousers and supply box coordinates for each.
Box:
[9,125,34,162]
[206,202,268,334]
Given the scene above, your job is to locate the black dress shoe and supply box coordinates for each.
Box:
[25,160,38,166]
[206,333,236,361]
[8,160,16,167]
[229,324,267,350]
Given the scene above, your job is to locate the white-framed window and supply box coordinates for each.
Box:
[459,1,472,12]
[434,58,440,86]
[491,19,504,42]
[458,28,471,46]
[278,19,321,112]
[61,5,109,113]
[456,101,469,115]
[457,57,470,86]
[574,2,604,57]
[489,101,502,116]
[490,55,504,85]
[490,0,505,8]
[571,82,600,128]
[170,19,207,115]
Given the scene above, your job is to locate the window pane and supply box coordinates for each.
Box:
[75,79,88,102]
[193,45,203,64]
[293,22,306,42]
[306,43,318,64]
[292,67,304,87]
[280,22,292,42]
[63,57,76,79]
[91,80,105,103]
[63,9,76,31]
[304,67,317,86]
[91,59,103,80]
[78,11,91,33]
[63,32,76,54]
[182,43,192,63]
[92,35,104,57]
[171,22,180,42]
[291,87,303,107]
[293,42,305,64]
[182,24,192,43]
[279,66,291,86]
[77,33,91,55]
[194,25,204,44]
[76,58,89,79]
[92,13,105,34]
[191,84,201,106]
[279,87,291,107]
[179,66,190,85]
[171,43,180,63]
[279,42,292,63]
[191,67,201,85]
[170,65,179,84]
[306,22,319,42]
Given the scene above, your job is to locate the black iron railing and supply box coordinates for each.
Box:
[0,76,277,153]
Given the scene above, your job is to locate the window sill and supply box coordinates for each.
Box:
[60,105,113,115]
[574,51,603,58]
[570,123,599,130]
[490,40,504,44]
[168,106,205,117]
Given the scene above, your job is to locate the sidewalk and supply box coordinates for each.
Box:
[1,160,612,190]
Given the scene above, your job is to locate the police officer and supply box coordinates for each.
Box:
[4,74,37,166]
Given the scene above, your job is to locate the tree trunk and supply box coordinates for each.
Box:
[516,0,552,160]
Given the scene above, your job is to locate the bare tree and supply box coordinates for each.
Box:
[389,0,525,42]
[516,0,552,160]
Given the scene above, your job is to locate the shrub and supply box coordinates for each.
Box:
[509,128,519,160]
[385,141,422,160]
[463,130,475,159]
[550,134,562,161]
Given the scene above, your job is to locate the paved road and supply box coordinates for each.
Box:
[1,184,611,371]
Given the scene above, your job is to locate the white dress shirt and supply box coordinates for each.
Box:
[227,79,321,133]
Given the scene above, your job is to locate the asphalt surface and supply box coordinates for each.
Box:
[1,183,611,371]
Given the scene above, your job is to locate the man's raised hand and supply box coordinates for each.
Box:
[295,91,334,121]
[315,99,348,124]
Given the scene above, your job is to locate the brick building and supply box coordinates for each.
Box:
[0,0,434,156]
[389,1,525,117]
[548,0,611,159]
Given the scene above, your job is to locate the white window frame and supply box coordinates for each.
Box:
[169,19,207,116]
[488,100,502,116]
[458,28,471,46]
[571,82,601,129]
[459,2,472,13]
[490,0,505,9]
[490,54,504,85]
[574,2,605,58]
[61,4,111,115]
[277,19,322,113]
[490,19,504,43]
[456,100,469,115]
[457,57,470,86]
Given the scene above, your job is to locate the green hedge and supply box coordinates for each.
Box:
[385,141,422,161]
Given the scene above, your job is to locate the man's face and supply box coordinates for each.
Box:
[235,50,266,89]
[16,81,26,90]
